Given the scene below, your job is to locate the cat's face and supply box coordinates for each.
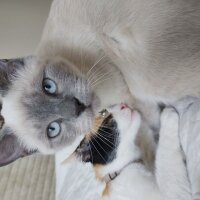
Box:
[73,104,142,178]
[1,57,99,158]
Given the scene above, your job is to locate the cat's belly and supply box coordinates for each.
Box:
[101,40,166,104]
[93,0,200,105]
[100,28,200,105]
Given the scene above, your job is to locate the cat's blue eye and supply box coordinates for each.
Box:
[47,121,61,138]
[43,78,57,95]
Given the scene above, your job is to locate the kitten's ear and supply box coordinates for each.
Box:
[0,131,37,167]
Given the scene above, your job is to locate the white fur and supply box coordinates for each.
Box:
[37,0,200,130]
[174,98,200,200]
[100,105,142,177]
[57,107,191,200]
[57,161,105,200]
[156,108,191,200]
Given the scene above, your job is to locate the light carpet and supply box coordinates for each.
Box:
[0,155,55,200]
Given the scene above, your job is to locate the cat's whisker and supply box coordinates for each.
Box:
[87,71,104,86]
[89,73,113,87]
[90,72,121,88]
[88,70,113,86]
[90,76,113,88]
[87,60,113,86]
[87,60,109,84]
[86,55,106,77]
[87,68,105,85]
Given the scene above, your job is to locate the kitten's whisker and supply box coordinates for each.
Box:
[97,135,116,150]
[90,128,116,148]
[97,131,115,138]
[97,134,117,148]
[99,130,115,139]
[90,129,115,150]
[89,138,107,163]
[96,125,114,133]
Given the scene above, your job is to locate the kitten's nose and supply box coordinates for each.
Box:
[121,103,129,110]
[74,98,86,116]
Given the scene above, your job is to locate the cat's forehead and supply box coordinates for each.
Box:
[44,61,75,78]
[38,57,82,76]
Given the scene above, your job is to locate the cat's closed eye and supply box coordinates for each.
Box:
[43,78,57,95]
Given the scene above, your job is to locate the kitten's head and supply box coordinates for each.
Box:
[69,104,155,180]
[0,56,99,165]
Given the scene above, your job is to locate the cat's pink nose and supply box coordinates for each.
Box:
[121,103,129,110]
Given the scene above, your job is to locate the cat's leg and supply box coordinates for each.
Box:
[156,107,191,200]
[175,98,200,200]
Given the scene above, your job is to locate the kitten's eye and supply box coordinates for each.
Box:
[47,121,61,138]
[43,78,57,95]
[99,109,109,118]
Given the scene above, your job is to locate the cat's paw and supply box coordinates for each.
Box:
[160,107,179,140]
[174,96,198,116]
[159,107,180,151]
[161,107,178,126]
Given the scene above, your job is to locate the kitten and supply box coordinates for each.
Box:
[61,105,191,200]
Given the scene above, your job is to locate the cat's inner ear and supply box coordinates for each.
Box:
[0,57,33,94]
[0,58,25,75]
[0,132,36,167]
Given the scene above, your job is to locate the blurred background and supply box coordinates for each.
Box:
[0,0,52,58]
[0,1,55,200]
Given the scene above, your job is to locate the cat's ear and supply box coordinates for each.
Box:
[0,57,33,93]
[0,56,34,82]
[0,58,25,76]
[0,128,37,167]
